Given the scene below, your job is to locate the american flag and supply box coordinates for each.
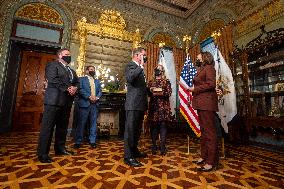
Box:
[178,55,200,136]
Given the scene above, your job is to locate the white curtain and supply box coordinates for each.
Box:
[159,48,177,116]
[201,40,237,133]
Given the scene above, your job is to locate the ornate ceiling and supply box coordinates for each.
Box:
[126,0,205,18]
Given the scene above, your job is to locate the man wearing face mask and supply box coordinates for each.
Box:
[124,47,148,167]
[74,65,102,149]
[37,48,79,163]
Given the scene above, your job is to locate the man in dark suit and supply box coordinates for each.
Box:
[124,47,148,167]
[37,48,79,163]
[74,65,102,149]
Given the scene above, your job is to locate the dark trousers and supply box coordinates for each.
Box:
[124,110,144,159]
[75,104,98,144]
[150,121,167,152]
[198,110,219,166]
[37,105,71,157]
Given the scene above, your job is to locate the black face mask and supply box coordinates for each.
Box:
[154,68,162,76]
[62,56,71,64]
[143,55,147,63]
[195,59,202,67]
[89,71,95,77]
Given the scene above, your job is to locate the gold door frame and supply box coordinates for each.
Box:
[76,10,142,76]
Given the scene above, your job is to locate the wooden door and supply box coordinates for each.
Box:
[13,51,57,131]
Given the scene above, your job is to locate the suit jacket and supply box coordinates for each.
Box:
[44,61,79,107]
[124,61,148,111]
[77,76,102,108]
[192,64,218,112]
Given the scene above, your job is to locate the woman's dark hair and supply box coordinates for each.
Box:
[201,51,214,65]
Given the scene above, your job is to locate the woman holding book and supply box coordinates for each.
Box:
[147,65,172,155]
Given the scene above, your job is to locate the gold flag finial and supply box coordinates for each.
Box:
[183,35,191,55]
[159,42,165,47]
[211,31,221,40]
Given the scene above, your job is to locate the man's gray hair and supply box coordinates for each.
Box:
[132,47,146,57]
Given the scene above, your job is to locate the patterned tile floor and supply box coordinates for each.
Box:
[0,132,283,189]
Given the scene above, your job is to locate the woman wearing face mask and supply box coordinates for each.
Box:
[147,65,172,155]
[188,52,219,172]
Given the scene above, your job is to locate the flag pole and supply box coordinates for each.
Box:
[183,35,191,155]
[221,138,225,158]
[187,135,190,154]
[212,31,226,158]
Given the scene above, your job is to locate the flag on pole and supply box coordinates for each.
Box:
[201,38,237,133]
[178,55,200,137]
[214,50,237,133]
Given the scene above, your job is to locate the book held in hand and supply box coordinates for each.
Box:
[153,87,163,92]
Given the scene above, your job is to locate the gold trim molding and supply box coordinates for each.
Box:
[199,19,225,42]
[236,0,284,37]
[76,10,142,76]
[151,32,176,48]
[16,3,63,25]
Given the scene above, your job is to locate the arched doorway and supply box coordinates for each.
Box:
[0,2,70,132]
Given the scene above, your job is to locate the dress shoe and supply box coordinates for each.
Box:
[73,144,81,149]
[160,150,167,156]
[55,150,74,156]
[133,152,147,158]
[160,146,167,156]
[90,143,96,148]
[124,158,142,167]
[38,155,53,163]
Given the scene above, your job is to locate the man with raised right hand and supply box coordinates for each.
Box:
[124,47,148,167]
